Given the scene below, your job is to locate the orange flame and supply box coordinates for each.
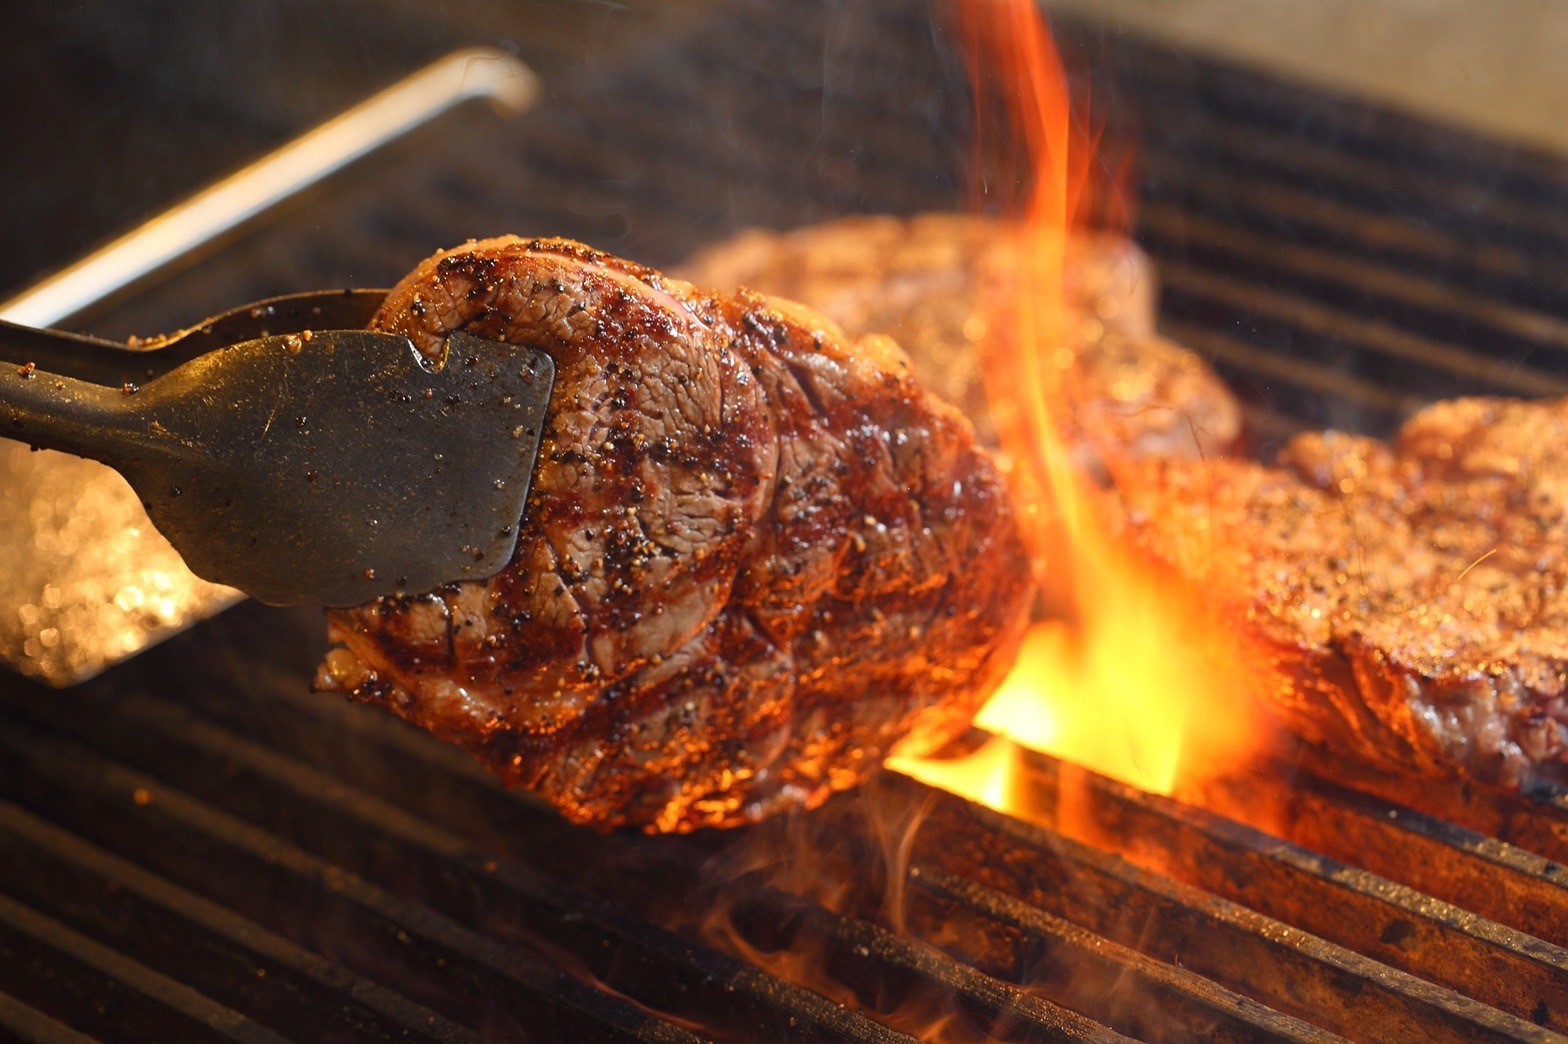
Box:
[897,0,1265,802]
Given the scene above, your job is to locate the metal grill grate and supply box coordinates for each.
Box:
[4,5,1568,1040]
[6,619,1568,1041]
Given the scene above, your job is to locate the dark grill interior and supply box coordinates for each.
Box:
[5,3,1568,1040]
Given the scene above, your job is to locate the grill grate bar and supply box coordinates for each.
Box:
[0,739,496,1043]
[682,874,1134,1043]
[1202,765,1568,950]
[1134,185,1568,437]
[1139,203,1568,370]
[1144,147,1480,268]
[889,766,1555,1043]
[1159,316,1412,439]
[0,746,710,1044]
[0,649,1368,1040]
[99,658,1384,1039]
[0,887,293,1044]
[91,618,1568,1040]
[29,646,1141,1039]
[0,682,927,1044]
[1279,745,1568,873]
[984,748,1568,1033]
[0,991,98,1044]
[1138,110,1568,275]
[107,689,1136,1041]
[1159,316,1419,416]
[902,864,1340,1042]
[1160,259,1568,397]
[108,694,920,1044]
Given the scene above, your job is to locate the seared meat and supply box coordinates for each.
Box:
[316,237,1034,832]
[1114,397,1568,788]
[678,213,1241,480]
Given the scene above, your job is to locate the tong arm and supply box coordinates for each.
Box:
[0,289,389,387]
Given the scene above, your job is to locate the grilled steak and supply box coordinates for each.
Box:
[315,236,1034,832]
[678,213,1241,480]
[1114,397,1568,788]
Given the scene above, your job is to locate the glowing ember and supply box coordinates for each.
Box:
[897,0,1268,802]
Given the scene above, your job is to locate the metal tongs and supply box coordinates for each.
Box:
[0,290,554,607]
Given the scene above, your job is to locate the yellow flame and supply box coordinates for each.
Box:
[890,734,1019,811]
[899,0,1265,805]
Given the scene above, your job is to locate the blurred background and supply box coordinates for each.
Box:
[0,0,976,334]
[6,1,1567,334]
[1045,0,1568,154]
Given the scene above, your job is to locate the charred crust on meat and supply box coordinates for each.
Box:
[320,235,1033,832]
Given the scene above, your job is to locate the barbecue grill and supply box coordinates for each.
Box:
[5,3,1568,1040]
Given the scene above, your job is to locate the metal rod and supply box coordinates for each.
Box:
[906,866,1334,1042]
[0,48,538,329]
[894,772,1549,1043]
[1140,202,1568,359]
[962,749,1568,1035]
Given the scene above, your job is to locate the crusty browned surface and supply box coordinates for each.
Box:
[1114,397,1568,788]
[315,236,1034,832]
[678,213,1240,480]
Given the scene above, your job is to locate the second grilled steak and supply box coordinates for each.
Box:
[1115,396,1568,788]
[679,212,1241,481]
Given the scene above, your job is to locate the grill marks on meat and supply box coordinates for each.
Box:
[678,213,1241,482]
[315,237,1033,832]
[1115,397,1568,789]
